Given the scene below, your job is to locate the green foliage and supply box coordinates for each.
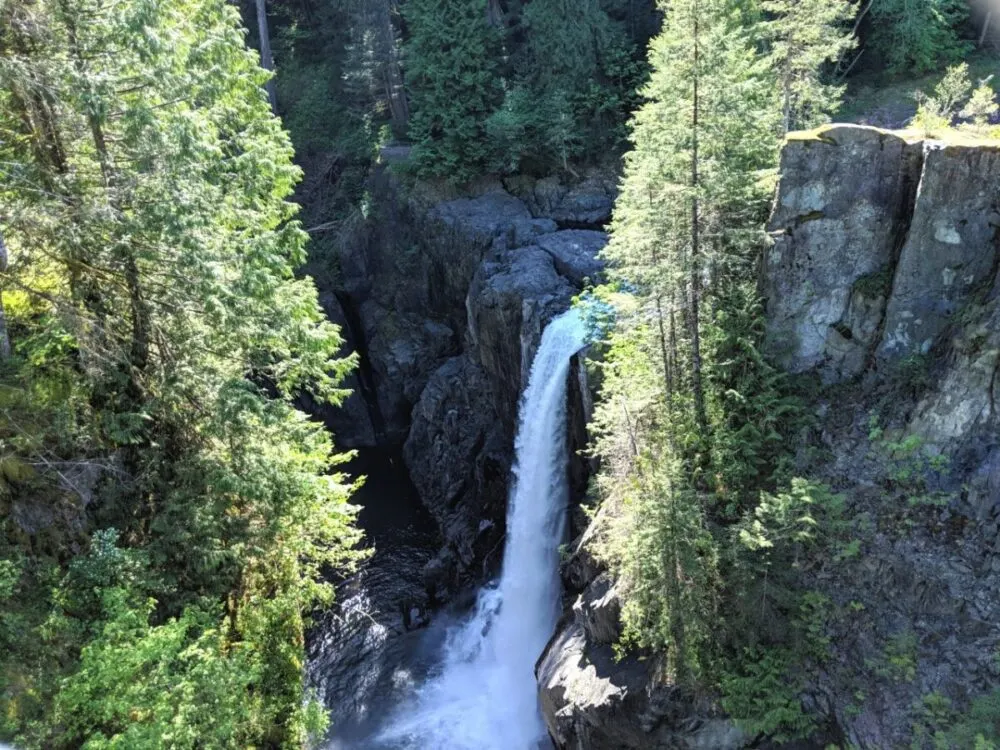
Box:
[403,0,504,180]
[869,0,970,75]
[914,63,1000,138]
[591,1,857,739]
[492,0,645,171]
[907,690,1000,749]
[0,0,362,743]
[720,646,816,742]
[868,630,918,683]
[761,0,855,131]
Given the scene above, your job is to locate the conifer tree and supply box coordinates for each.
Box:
[0,0,362,743]
[869,0,970,74]
[762,0,855,132]
[403,0,503,179]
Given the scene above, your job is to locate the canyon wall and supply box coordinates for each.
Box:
[539,125,1000,748]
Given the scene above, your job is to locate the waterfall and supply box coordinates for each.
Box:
[376,308,586,750]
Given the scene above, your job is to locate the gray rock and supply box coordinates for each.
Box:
[537,617,746,750]
[878,142,1000,361]
[468,247,577,432]
[429,190,537,242]
[531,174,617,226]
[908,298,1000,443]
[536,230,608,286]
[572,573,622,645]
[764,125,923,382]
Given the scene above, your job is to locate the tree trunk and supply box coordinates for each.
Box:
[689,1,708,440]
[0,226,10,361]
[256,0,277,112]
[381,0,408,134]
[63,2,151,383]
[979,12,993,47]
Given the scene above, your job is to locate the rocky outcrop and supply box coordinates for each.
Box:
[537,566,745,750]
[328,166,608,590]
[403,356,509,583]
[764,126,924,382]
[505,170,618,227]
[760,125,1000,747]
[877,143,1000,361]
[765,125,1000,391]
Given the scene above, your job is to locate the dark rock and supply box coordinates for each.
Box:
[403,356,510,580]
[536,617,745,750]
[468,247,577,432]
[312,291,377,447]
[536,230,608,286]
[529,174,617,226]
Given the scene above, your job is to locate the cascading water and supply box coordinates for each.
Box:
[374,308,587,750]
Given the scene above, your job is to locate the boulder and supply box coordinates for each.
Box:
[536,230,608,286]
[529,173,617,226]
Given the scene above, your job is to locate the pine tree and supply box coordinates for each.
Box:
[403,0,503,180]
[761,0,855,132]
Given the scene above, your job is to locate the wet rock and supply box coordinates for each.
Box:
[537,617,745,750]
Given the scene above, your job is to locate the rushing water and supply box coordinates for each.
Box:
[369,308,587,750]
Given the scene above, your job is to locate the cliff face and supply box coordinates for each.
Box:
[540,125,1000,749]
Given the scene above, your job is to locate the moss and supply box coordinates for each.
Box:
[793,210,826,226]
[852,268,893,300]
[786,125,840,145]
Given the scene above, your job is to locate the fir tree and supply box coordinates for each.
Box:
[761,0,855,132]
[403,0,503,180]
[0,0,362,743]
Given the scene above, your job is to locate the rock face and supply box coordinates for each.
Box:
[759,125,1000,748]
[765,126,1000,391]
[764,126,923,382]
[327,167,607,591]
[537,565,746,750]
[877,143,1000,361]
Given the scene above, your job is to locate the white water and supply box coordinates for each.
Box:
[377,308,586,750]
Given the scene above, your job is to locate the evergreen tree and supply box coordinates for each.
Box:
[597,0,781,676]
[490,0,644,171]
[869,0,970,74]
[0,0,362,743]
[403,0,503,180]
[761,0,855,132]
